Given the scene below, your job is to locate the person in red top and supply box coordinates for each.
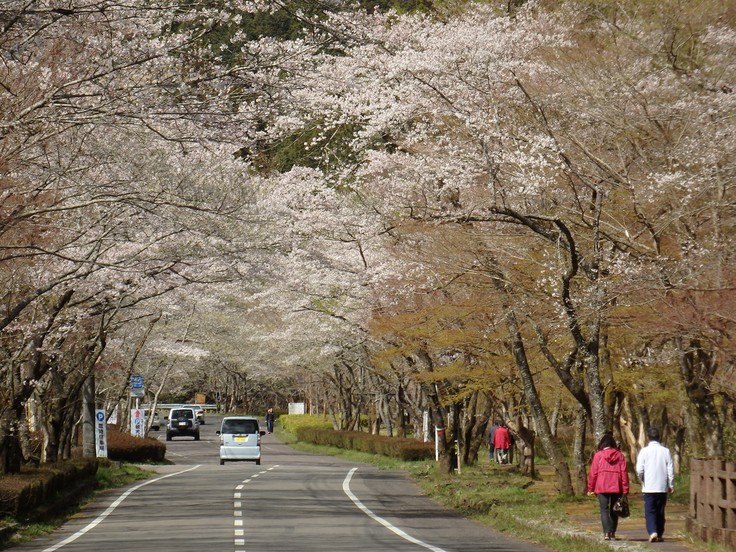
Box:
[587,433,630,540]
[493,423,511,464]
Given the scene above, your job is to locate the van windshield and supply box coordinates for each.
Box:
[222,420,257,434]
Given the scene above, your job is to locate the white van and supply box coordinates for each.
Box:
[217,416,265,465]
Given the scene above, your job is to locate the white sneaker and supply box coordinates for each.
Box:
[649,533,658,543]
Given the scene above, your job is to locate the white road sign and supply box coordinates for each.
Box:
[95,409,108,458]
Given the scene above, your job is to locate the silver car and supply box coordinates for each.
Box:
[144,410,161,431]
[192,405,205,425]
[217,416,264,465]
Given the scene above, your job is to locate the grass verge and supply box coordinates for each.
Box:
[1,462,156,550]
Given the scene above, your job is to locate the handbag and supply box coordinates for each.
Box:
[612,495,630,518]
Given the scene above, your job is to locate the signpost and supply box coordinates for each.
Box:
[131,407,145,437]
[288,402,305,415]
[95,409,108,458]
[129,374,145,436]
[130,374,144,398]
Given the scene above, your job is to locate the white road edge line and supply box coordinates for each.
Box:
[342,467,448,552]
[42,465,201,552]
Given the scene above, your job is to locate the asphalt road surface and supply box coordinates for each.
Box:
[16,415,550,552]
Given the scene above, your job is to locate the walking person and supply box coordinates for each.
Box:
[487,420,500,463]
[265,407,275,434]
[635,427,675,543]
[493,422,511,464]
[587,433,630,540]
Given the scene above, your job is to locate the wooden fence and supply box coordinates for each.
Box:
[687,458,736,550]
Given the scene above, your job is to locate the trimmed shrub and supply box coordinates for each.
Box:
[294,427,433,461]
[0,458,99,518]
[106,426,166,463]
[279,414,333,433]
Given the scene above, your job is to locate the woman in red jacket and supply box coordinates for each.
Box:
[493,423,511,464]
[587,433,630,540]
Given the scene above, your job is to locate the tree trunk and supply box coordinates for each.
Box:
[618,396,641,467]
[677,339,723,457]
[448,403,460,473]
[572,407,588,495]
[511,420,536,478]
[420,366,453,475]
[462,390,491,466]
[0,411,23,474]
[550,395,561,437]
[378,393,393,436]
[498,289,574,494]
[82,374,96,457]
[371,416,381,435]
[19,407,40,466]
[584,337,607,443]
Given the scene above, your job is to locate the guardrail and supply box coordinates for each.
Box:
[687,458,736,550]
[142,403,218,412]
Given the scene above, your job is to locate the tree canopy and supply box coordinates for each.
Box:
[1,0,734,489]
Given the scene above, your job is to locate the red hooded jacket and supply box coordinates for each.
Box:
[587,447,630,494]
[493,426,511,449]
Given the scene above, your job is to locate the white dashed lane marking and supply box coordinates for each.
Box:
[233,466,280,552]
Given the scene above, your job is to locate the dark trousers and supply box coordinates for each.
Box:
[597,493,621,534]
[643,492,668,537]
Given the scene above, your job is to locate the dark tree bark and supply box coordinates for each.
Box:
[677,338,723,457]
[571,407,588,495]
[492,271,574,495]
[82,374,96,457]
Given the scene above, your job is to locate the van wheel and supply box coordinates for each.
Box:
[194,432,200,441]
[255,459,261,465]
[166,433,172,441]
[220,459,225,466]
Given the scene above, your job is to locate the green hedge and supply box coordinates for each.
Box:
[294,426,434,461]
[278,413,333,433]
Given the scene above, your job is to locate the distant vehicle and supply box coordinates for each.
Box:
[143,409,161,431]
[217,416,265,465]
[192,405,205,425]
[166,408,200,441]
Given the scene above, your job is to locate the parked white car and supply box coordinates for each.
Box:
[192,405,205,425]
[144,409,161,431]
[217,416,265,465]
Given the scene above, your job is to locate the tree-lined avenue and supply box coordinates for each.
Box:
[15,416,547,552]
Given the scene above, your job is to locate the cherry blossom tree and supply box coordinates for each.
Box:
[254,0,735,490]
[2,0,734,488]
[0,0,271,472]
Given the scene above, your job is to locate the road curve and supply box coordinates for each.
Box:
[14,415,549,552]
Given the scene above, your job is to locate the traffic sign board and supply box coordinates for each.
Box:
[131,408,145,437]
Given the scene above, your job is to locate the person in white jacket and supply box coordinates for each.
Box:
[635,427,675,543]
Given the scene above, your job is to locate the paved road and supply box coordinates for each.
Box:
[15,415,550,552]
